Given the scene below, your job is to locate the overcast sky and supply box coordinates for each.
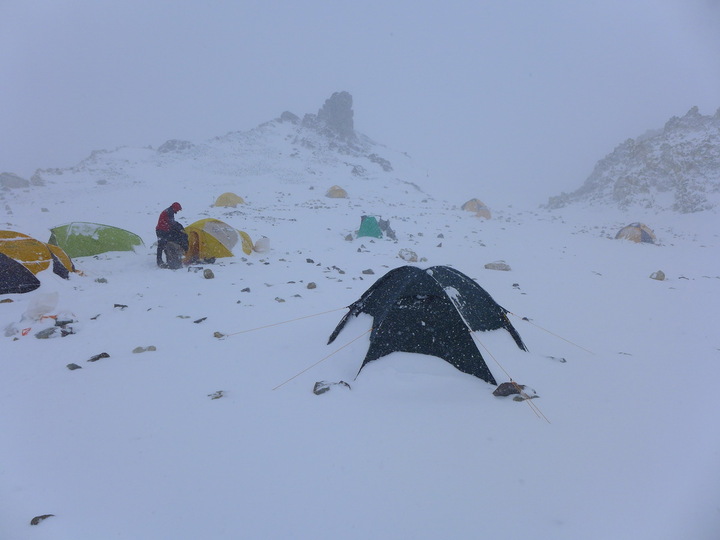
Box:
[2,1,719,204]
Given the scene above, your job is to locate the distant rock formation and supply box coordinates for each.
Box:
[157,139,196,154]
[23,91,403,185]
[0,172,30,189]
[302,91,356,139]
[546,106,720,213]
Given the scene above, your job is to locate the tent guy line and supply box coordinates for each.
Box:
[218,306,348,338]
[507,311,595,355]
[471,333,550,423]
[272,328,372,391]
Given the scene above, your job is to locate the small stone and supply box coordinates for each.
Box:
[493,382,524,396]
[484,260,512,271]
[213,332,225,339]
[398,248,418,262]
[307,282,317,289]
[95,277,108,283]
[650,270,666,281]
[362,269,374,275]
[203,269,214,279]
[66,363,82,370]
[30,514,54,526]
[88,352,110,362]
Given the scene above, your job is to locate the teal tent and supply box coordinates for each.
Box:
[357,216,383,239]
[49,222,144,258]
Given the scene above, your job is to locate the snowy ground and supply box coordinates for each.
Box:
[1,151,720,539]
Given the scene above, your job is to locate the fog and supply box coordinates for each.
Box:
[2,1,719,204]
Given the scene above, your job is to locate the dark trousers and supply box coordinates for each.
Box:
[156,230,171,266]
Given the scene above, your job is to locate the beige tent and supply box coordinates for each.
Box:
[615,223,656,244]
[326,185,348,198]
[461,198,491,219]
[213,192,245,208]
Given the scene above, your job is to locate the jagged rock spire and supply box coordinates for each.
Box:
[316,91,355,138]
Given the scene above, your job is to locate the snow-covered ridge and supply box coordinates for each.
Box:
[21,91,421,197]
[546,106,720,213]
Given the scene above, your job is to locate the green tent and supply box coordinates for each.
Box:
[357,216,383,239]
[49,222,144,258]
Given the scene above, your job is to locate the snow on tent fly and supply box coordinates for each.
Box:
[327,265,527,385]
[48,222,144,258]
[0,230,75,280]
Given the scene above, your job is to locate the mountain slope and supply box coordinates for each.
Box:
[546,106,720,213]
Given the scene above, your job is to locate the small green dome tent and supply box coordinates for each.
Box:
[356,216,383,239]
[49,222,144,258]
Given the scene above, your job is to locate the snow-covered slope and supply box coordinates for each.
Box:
[1,94,719,539]
[546,106,720,213]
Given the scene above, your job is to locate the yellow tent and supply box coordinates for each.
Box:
[183,219,253,264]
[0,230,75,278]
[615,223,656,244]
[461,198,491,219]
[326,185,348,198]
[213,192,245,208]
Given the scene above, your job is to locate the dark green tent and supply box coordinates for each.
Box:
[49,222,144,258]
[0,252,41,294]
[328,265,527,385]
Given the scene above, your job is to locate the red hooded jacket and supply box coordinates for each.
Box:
[156,202,182,232]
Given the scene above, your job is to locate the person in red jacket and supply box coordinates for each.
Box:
[155,202,187,268]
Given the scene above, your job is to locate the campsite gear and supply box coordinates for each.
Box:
[213,192,245,207]
[183,218,253,265]
[49,222,144,258]
[0,252,40,294]
[24,291,59,320]
[0,230,75,279]
[157,222,188,268]
[356,216,383,239]
[328,265,527,385]
[615,223,656,244]
[461,198,492,219]
[253,236,270,253]
[326,185,348,198]
[162,239,186,269]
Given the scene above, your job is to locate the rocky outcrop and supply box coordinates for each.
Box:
[157,139,196,154]
[546,106,720,213]
[0,172,30,189]
[302,91,355,139]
